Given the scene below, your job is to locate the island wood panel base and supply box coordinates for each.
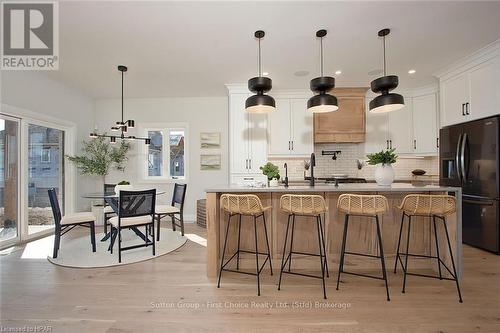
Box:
[206,191,460,280]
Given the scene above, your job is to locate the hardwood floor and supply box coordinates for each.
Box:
[1,224,499,333]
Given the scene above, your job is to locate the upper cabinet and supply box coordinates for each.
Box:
[268,95,313,156]
[387,98,413,154]
[438,44,500,127]
[314,88,368,143]
[412,93,438,154]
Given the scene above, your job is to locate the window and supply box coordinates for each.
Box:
[142,124,187,181]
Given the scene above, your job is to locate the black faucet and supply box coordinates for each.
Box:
[310,153,316,187]
[284,163,289,188]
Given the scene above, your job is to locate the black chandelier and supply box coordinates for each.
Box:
[307,29,338,113]
[89,65,150,144]
[369,28,404,113]
[245,30,275,113]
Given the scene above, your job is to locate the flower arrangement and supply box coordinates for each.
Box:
[366,148,397,165]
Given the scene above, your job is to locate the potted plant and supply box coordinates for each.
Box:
[114,180,133,195]
[367,148,397,186]
[260,162,281,187]
[66,136,131,189]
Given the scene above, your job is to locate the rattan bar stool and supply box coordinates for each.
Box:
[217,194,273,296]
[278,194,329,299]
[394,194,463,303]
[336,194,391,301]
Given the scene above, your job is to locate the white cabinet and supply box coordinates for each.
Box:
[228,92,267,182]
[439,50,500,127]
[387,98,413,154]
[364,97,389,153]
[268,97,312,156]
[412,93,439,154]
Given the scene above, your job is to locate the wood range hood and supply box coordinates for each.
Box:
[313,87,369,143]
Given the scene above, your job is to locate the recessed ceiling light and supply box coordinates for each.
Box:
[262,72,269,76]
[408,69,416,74]
[335,70,342,75]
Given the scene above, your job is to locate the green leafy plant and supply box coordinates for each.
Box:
[66,136,131,182]
[260,162,280,180]
[117,180,130,185]
[366,148,398,165]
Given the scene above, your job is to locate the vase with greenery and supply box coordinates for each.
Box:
[66,136,131,189]
[366,148,397,186]
[260,162,280,187]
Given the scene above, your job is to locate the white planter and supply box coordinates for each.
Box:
[374,164,395,186]
[269,178,279,187]
[114,184,134,195]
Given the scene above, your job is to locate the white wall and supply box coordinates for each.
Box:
[1,71,97,211]
[94,97,228,220]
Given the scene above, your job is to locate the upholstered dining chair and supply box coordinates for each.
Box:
[48,188,96,258]
[156,183,187,239]
[108,189,156,263]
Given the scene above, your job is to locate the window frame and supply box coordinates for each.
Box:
[139,122,189,183]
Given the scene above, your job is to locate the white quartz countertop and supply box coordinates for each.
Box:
[206,183,461,193]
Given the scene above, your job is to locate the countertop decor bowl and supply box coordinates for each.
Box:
[412,169,426,176]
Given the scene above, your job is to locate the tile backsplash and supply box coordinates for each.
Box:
[269,143,439,181]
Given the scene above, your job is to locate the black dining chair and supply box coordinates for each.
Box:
[155,183,187,240]
[103,183,116,235]
[108,189,156,263]
[48,188,96,258]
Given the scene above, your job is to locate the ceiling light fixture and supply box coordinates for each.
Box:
[245,30,275,113]
[369,28,405,113]
[307,29,338,113]
[408,69,416,74]
[335,70,342,75]
[262,71,269,76]
[89,65,150,144]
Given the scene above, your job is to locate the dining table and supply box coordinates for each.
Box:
[82,190,166,248]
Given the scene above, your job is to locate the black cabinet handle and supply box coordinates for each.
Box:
[436,137,439,148]
[288,141,291,150]
[466,102,470,115]
[389,140,392,149]
[413,139,417,150]
[291,141,294,150]
[462,103,465,116]
[386,140,389,149]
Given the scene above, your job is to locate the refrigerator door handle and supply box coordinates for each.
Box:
[463,198,494,206]
[460,133,468,183]
[455,133,463,184]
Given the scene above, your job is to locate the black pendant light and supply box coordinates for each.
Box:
[245,30,275,113]
[369,29,404,113]
[307,29,338,113]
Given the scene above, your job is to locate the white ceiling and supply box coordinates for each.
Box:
[42,1,500,98]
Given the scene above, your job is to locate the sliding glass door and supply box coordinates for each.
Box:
[0,116,20,246]
[27,124,65,235]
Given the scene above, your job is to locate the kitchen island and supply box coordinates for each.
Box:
[205,183,462,279]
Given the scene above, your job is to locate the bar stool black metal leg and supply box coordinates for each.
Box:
[217,213,232,288]
[336,214,349,290]
[394,212,405,273]
[236,214,242,270]
[253,215,261,296]
[316,216,327,299]
[278,214,291,291]
[375,215,390,301]
[441,216,463,303]
[288,214,296,272]
[402,215,412,293]
[433,215,443,280]
[262,213,273,275]
[318,215,329,277]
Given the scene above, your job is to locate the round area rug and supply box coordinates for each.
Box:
[48,227,187,268]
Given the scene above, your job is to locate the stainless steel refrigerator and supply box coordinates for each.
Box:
[440,115,500,253]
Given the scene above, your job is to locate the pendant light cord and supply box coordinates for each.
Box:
[320,36,324,76]
[258,37,262,77]
[383,35,386,76]
[121,70,124,123]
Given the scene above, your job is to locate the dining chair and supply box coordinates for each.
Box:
[108,189,156,263]
[48,188,96,259]
[103,183,116,235]
[156,183,187,239]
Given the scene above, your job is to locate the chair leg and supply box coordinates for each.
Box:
[394,212,405,273]
[375,215,390,301]
[171,215,176,232]
[90,222,96,253]
[217,214,232,288]
[236,214,242,270]
[180,213,185,236]
[53,227,61,258]
[253,215,261,296]
[262,213,273,275]
[288,214,296,271]
[118,227,122,263]
[156,214,161,241]
[318,214,329,278]
[336,214,349,290]
[316,215,327,299]
[402,215,412,293]
[433,215,443,280]
[104,215,108,235]
[278,214,291,291]
[441,216,463,303]
[151,221,156,256]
